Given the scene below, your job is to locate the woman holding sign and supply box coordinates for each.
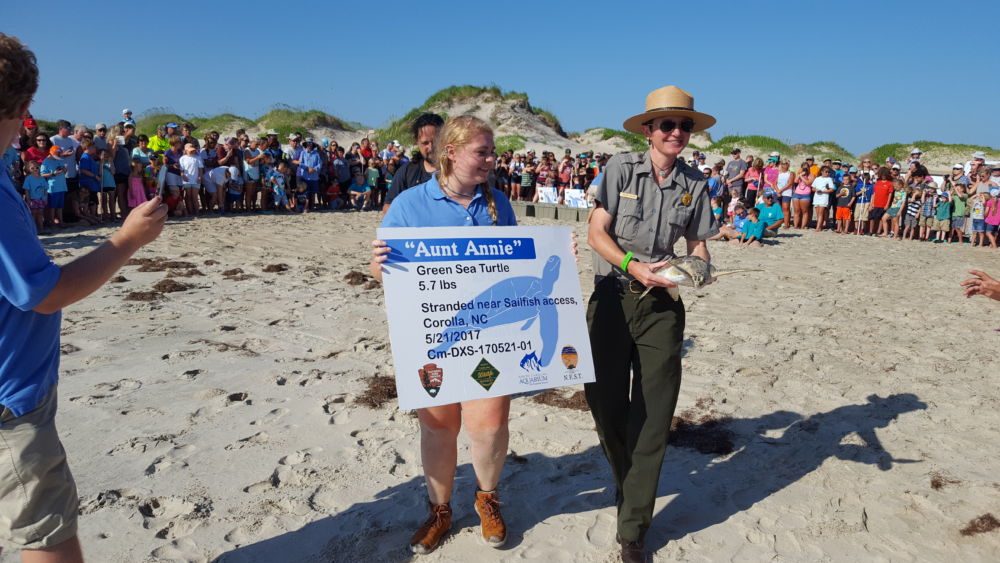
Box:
[370,116,515,554]
[585,86,719,563]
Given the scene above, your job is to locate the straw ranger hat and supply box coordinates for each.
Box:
[623,85,716,135]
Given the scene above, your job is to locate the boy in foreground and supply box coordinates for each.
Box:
[0,34,168,563]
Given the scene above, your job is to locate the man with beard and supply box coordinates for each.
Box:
[382,113,444,211]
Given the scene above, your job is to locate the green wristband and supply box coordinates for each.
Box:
[620,251,634,272]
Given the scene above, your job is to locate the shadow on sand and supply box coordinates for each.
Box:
[216,393,925,562]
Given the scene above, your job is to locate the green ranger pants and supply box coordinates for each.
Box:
[584,276,685,543]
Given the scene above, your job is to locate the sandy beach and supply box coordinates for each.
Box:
[9,210,1000,563]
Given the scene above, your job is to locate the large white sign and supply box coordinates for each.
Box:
[377,226,595,410]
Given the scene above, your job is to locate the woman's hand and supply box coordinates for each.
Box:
[627,260,677,288]
[961,270,1000,300]
[369,239,390,281]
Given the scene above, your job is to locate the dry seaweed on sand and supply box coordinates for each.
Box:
[532,389,589,411]
[354,375,397,409]
[930,472,962,490]
[343,271,367,285]
[669,412,736,455]
[166,268,205,278]
[152,279,192,293]
[110,275,128,283]
[262,263,289,273]
[124,291,161,302]
[363,280,381,290]
[960,513,1000,536]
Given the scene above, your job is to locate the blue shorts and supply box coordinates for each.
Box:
[987,222,1000,233]
[792,193,811,201]
[780,195,791,205]
[304,179,319,195]
[47,192,65,209]
[972,218,986,232]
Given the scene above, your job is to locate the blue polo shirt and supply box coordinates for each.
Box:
[381,174,516,227]
[0,169,62,422]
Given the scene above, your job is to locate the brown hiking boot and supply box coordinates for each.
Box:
[618,536,649,563]
[474,489,507,547]
[409,502,452,554]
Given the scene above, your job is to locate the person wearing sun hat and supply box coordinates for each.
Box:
[584,85,718,563]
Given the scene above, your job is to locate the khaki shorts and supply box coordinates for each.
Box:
[933,219,951,231]
[0,386,78,550]
[853,202,872,221]
[919,215,935,227]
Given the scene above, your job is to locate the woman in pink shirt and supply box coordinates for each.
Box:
[744,158,764,204]
[791,162,814,228]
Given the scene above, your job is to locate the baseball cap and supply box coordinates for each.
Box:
[122,108,132,114]
[953,163,964,169]
[23,118,37,129]
[849,166,858,173]
[910,148,922,155]
[763,189,776,198]
[730,148,741,154]
[891,164,901,170]
[48,145,62,156]
[95,122,107,130]
[886,157,897,164]
[973,151,986,160]
[832,159,841,165]
[165,122,178,128]
[288,133,301,141]
[392,139,401,147]
[805,156,815,161]
[768,151,780,157]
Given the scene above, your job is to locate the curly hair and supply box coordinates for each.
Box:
[0,34,38,120]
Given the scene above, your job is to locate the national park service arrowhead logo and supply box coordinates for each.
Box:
[471,358,500,391]
[561,346,579,369]
[418,363,444,397]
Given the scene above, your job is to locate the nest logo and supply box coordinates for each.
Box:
[561,345,583,382]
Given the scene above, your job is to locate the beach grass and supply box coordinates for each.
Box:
[495,135,526,154]
[598,128,649,152]
[376,85,566,146]
[867,141,998,165]
[132,106,353,140]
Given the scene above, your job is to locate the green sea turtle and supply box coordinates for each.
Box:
[430,256,561,367]
[640,256,760,301]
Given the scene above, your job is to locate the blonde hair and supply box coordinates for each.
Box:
[434,115,498,224]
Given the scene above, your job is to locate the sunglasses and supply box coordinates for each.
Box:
[649,119,695,133]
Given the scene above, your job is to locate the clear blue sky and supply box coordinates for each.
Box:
[7,0,998,155]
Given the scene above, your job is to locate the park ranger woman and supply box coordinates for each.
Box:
[585,86,719,563]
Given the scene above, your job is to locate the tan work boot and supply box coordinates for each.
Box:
[474,489,507,547]
[409,502,452,554]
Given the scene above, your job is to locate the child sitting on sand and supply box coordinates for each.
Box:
[295,183,309,214]
[348,170,370,211]
[734,207,764,247]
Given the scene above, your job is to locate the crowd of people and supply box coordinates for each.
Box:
[4,110,999,249]
[2,111,615,233]
[698,147,1000,248]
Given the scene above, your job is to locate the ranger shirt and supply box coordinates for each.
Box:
[592,151,718,279]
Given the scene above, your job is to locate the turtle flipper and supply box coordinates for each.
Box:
[667,286,680,301]
[536,305,559,367]
[520,317,537,331]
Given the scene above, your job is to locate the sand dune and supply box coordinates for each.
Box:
[14,211,1000,562]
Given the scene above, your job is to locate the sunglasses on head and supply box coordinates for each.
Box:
[648,119,695,133]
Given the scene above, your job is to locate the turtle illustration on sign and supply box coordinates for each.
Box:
[430,255,561,367]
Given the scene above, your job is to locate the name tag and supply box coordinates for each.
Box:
[620,192,637,200]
